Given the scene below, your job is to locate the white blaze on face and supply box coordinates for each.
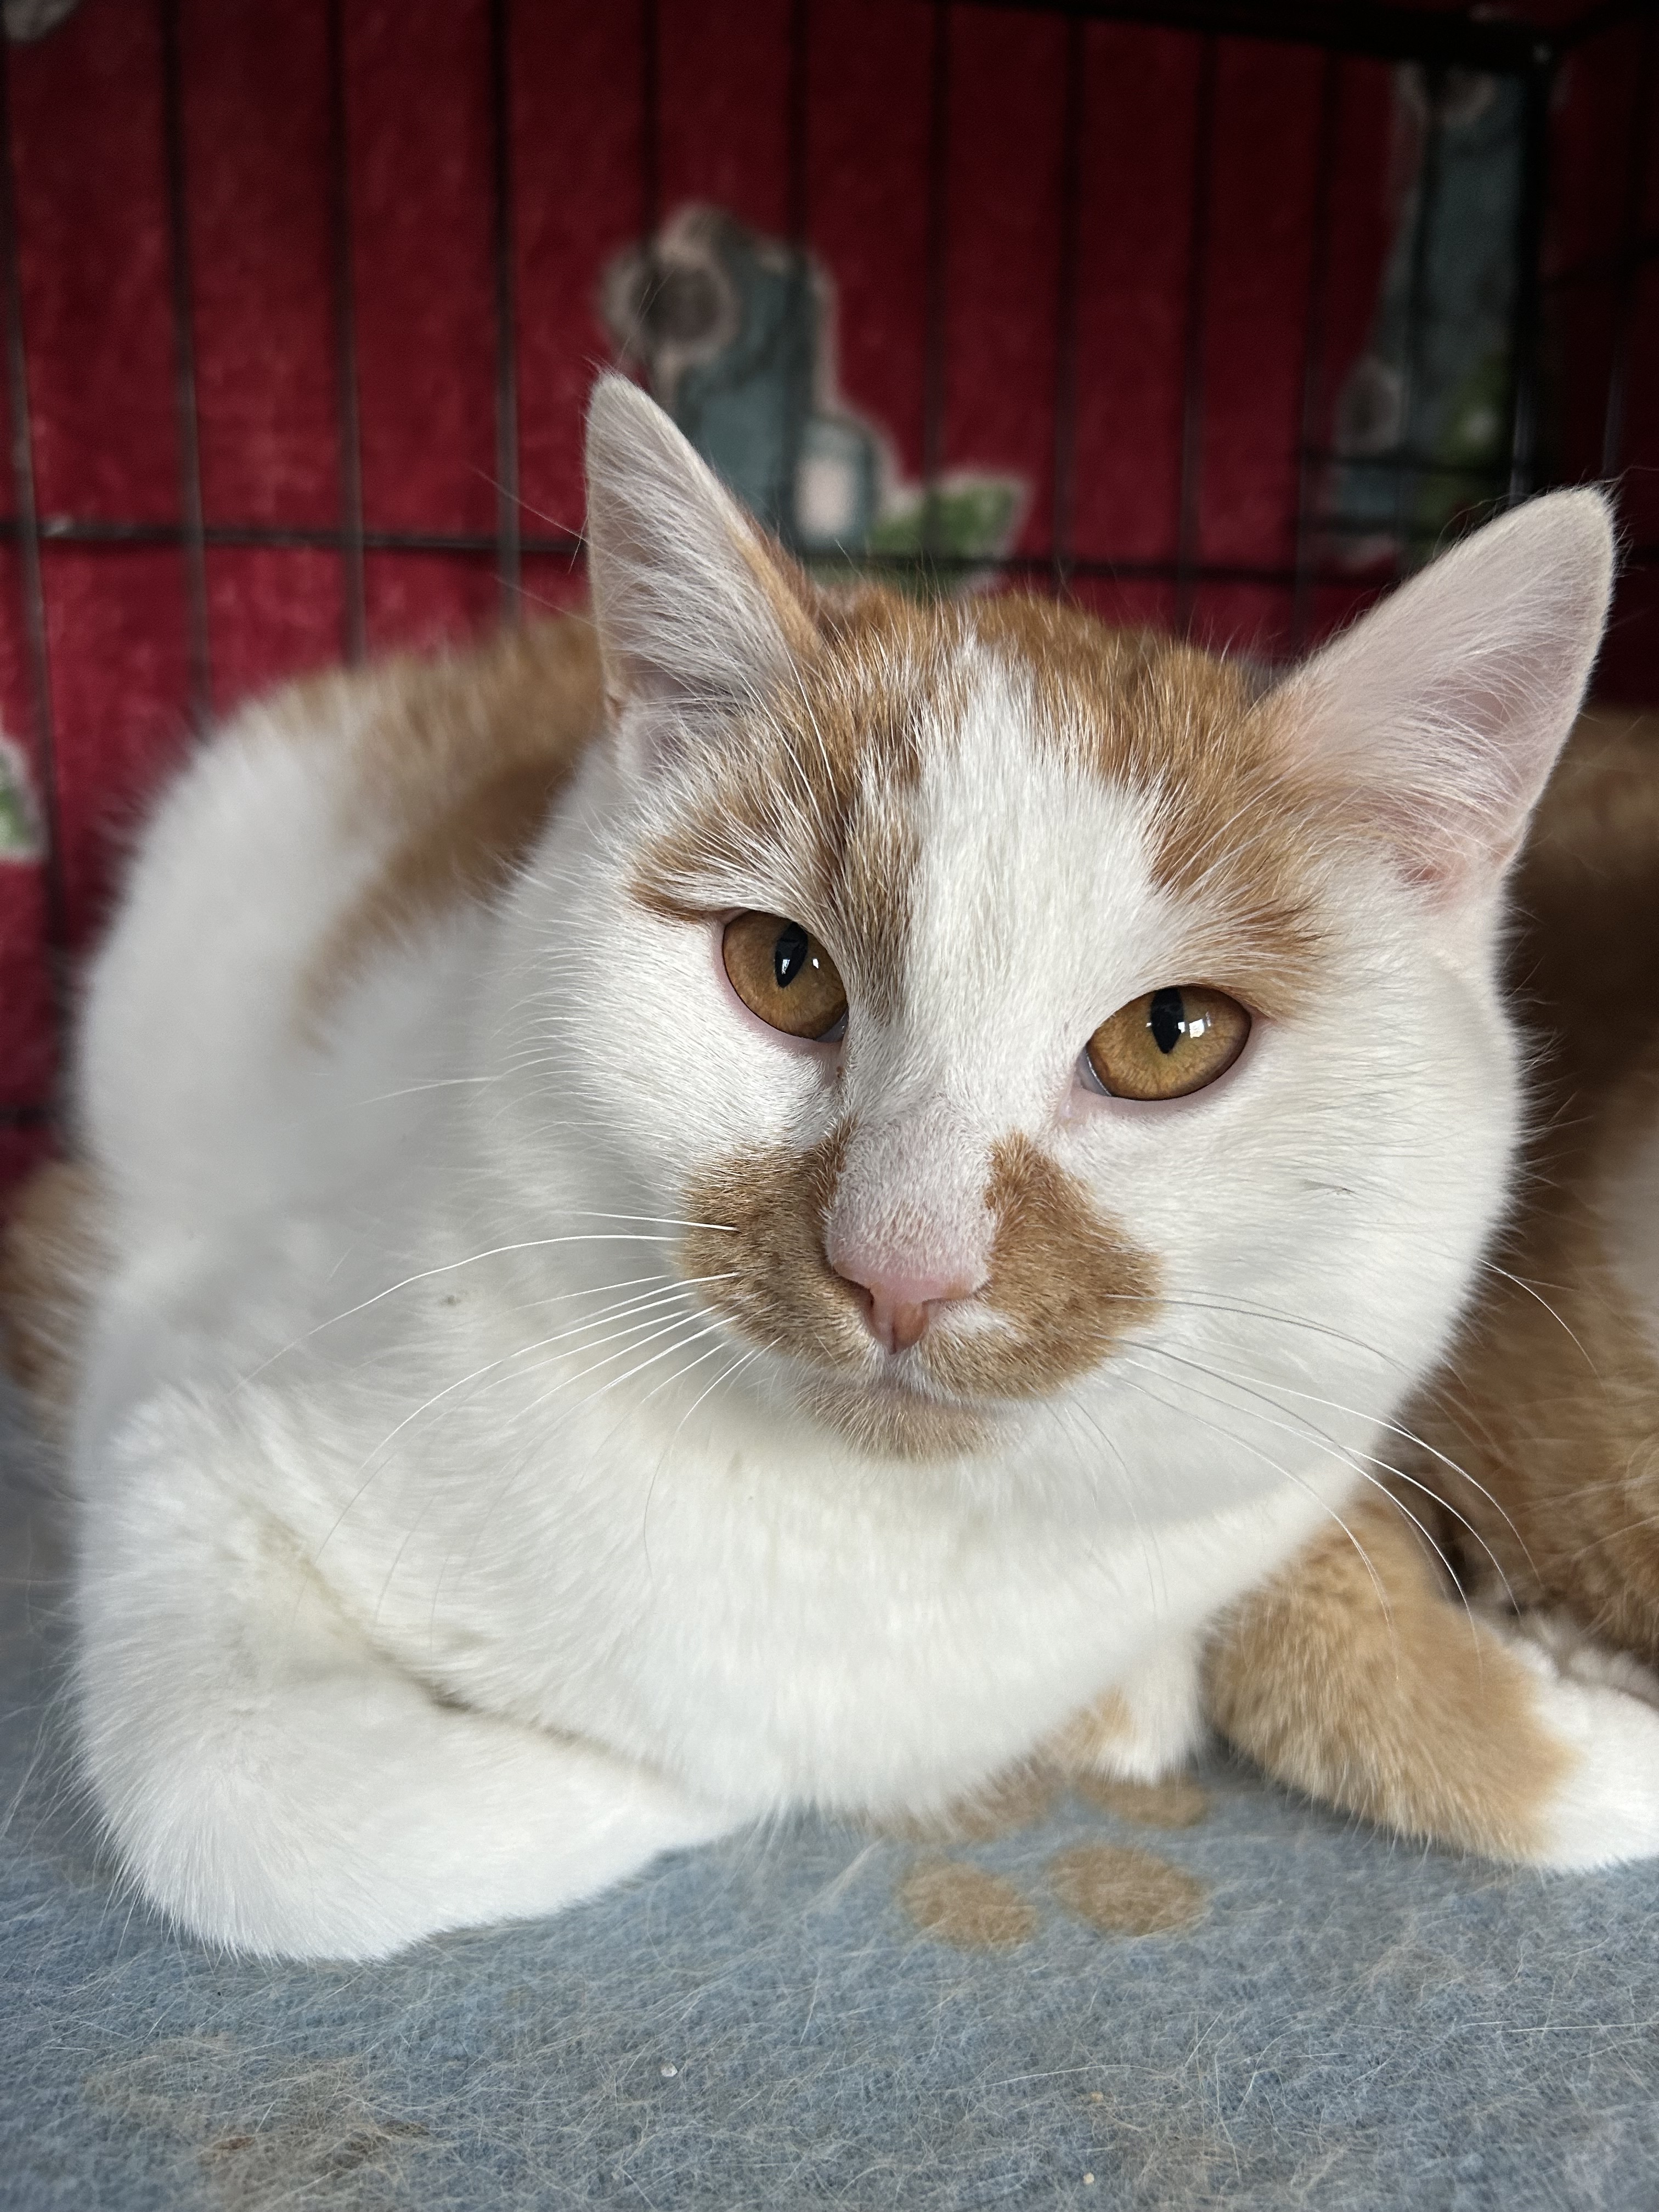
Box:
[824,647,1171,1301]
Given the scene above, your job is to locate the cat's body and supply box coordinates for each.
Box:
[1205,712,1659,1854]
[52,591,1357,1952]
[1408,715,1659,1655]
[9,379,1659,1958]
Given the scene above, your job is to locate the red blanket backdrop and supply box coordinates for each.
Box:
[0,0,1653,1188]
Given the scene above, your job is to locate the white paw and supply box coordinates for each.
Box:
[1506,1607,1659,1711]
[1080,1632,1206,1785]
[1492,1610,1659,1868]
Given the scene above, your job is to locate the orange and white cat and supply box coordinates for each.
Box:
[5,376,1658,1960]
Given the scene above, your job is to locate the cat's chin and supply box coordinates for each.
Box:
[792,1369,1002,1463]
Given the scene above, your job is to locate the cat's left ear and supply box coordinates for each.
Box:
[1273,489,1615,906]
[583,374,822,770]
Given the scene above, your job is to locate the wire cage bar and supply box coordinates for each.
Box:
[157,0,209,725]
[0,0,1652,1146]
[489,0,520,620]
[325,0,366,663]
[0,24,64,1065]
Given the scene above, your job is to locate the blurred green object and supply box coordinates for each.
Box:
[0,737,41,861]
[867,480,1026,580]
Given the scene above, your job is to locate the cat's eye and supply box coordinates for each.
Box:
[722,911,848,1040]
[1084,985,1250,1101]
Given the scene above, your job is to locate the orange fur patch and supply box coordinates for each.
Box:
[1397,710,1659,1664]
[681,1125,1159,1458]
[964,597,1328,1018]
[680,1122,860,1367]
[633,584,1328,1038]
[300,618,605,1022]
[926,1135,1160,1401]
[680,1126,989,1458]
[0,1158,106,1440]
[1042,1688,1138,1773]
[1203,1483,1571,1859]
[628,588,942,1026]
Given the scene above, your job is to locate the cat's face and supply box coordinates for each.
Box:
[497,380,1612,1493]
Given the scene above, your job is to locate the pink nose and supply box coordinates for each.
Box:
[828,1256,985,1355]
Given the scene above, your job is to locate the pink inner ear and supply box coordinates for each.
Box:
[1275,490,1615,906]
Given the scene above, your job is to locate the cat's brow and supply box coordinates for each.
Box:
[626,599,950,1021]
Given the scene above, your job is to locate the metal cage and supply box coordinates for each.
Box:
[0,0,1653,1163]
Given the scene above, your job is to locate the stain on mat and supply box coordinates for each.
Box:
[1047,1843,1209,1936]
[895,1765,1214,1949]
[899,1859,1038,1949]
[84,2036,443,2212]
[1074,1774,1210,1829]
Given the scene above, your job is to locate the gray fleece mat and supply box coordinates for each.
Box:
[2,1375,1656,2212]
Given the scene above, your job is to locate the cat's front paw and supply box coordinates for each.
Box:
[1492,1608,1659,1867]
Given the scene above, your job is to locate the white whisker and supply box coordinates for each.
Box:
[1114,1362,1393,1623]
[1137,1339,1528,1601]
[237,1234,725,1385]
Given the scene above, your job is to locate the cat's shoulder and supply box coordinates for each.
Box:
[283,612,605,1017]
[0,1156,104,1440]
[288,609,603,802]
[1510,707,1659,1090]
[1519,706,1659,936]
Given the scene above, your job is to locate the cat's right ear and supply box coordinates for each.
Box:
[1272,488,1615,907]
[583,375,821,773]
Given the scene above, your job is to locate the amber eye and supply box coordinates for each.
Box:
[721,911,848,1040]
[1085,985,1250,1101]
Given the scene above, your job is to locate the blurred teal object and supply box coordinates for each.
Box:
[602,205,1021,579]
[603,206,878,554]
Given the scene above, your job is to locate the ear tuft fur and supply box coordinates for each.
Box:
[1275,489,1616,904]
[583,375,821,763]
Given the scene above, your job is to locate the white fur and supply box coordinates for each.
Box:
[67,382,1625,1956]
[1483,1611,1659,1867]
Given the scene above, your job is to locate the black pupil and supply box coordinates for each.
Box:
[1148,987,1187,1055]
[774,921,811,990]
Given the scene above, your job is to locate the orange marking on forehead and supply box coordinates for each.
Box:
[962,596,1330,1019]
[635,583,1330,1030]
[629,584,959,1024]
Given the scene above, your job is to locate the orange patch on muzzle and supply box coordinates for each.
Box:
[681,1124,1160,1428]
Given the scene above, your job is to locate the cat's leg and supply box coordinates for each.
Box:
[77,1393,736,1960]
[1048,1628,1206,1782]
[1203,1486,1659,1866]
